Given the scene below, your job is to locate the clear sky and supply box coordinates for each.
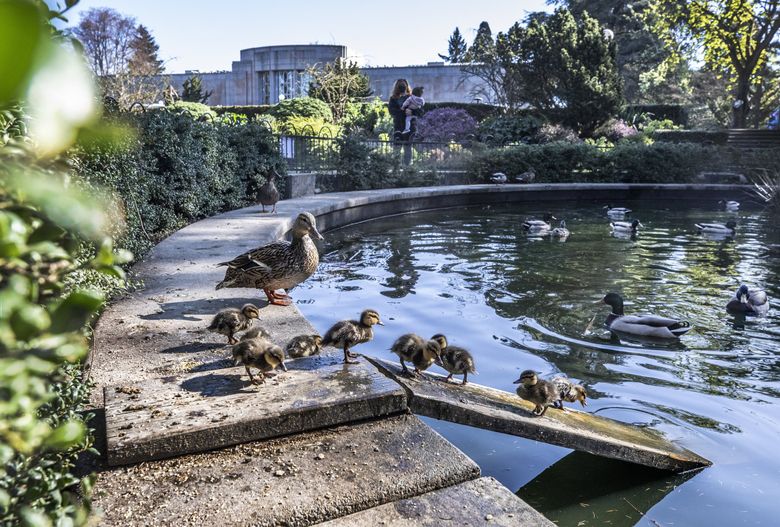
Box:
[60,0,551,73]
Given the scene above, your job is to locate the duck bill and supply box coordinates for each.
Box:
[512,378,521,384]
[310,227,324,240]
[593,297,606,305]
[376,321,385,326]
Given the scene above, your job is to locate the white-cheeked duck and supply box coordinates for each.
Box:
[598,292,691,339]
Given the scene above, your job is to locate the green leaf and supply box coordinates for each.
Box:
[19,506,53,527]
[49,290,104,333]
[0,0,46,105]
[44,419,85,450]
[10,304,50,340]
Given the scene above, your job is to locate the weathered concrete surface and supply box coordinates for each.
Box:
[104,354,406,466]
[317,477,554,527]
[93,415,480,526]
[367,357,711,472]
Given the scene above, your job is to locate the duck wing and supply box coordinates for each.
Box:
[749,290,770,314]
[695,223,726,231]
[218,241,292,269]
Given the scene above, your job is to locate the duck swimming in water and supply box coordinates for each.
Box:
[598,292,692,339]
[522,213,557,231]
[604,205,632,218]
[610,219,642,233]
[695,220,736,235]
[726,284,769,316]
[550,220,570,238]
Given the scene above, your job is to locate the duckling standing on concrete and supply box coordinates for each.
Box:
[232,337,287,385]
[322,309,384,364]
[551,376,587,409]
[285,334,323,358]
[390,333,441,377]
[513,370,560,417]
[431,334,477,385]
[207,304,261,344]
[240,326,271,341]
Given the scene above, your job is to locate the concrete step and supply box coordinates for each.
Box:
[316,477,554,526]
[93,414,480,526]
[367,357,710,472]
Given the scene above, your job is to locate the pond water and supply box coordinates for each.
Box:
[295,201,780,526]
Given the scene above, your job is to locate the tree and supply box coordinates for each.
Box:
[652,0,780,128]
[128,24,163,76]
[439,27,468,62]
[465,21,495,61]
[308,58,372,122]
[460,22,506,105]
[181,74,213,104]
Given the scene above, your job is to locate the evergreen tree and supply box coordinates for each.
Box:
[465,21,495,62]
[181,74,212,104]
[308,58,372,122]
[438,27,468,63]
[128,24,163,76]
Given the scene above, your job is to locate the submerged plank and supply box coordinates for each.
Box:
[105,353,406,466]
[317,477,554,527]
[366,357,711,472]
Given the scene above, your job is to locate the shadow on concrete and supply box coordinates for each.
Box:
[139,297,268,321]
[159,342,225,354]
[180,372,253,397]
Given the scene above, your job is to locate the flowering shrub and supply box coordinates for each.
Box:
[535,123,581,144]
[417,108,478,142]
[594,118,638,142]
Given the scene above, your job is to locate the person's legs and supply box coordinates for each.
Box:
[403,114,412,133]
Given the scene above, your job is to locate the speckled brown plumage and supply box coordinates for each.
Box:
[551,376,587,408]
[322,309,383,364]
[390,333,441,376]
[431,334,476,385]
[513,370,560,417]
[240,326,271,341]
[285,334,323,358]
[232,337,286,384]
[207,304,261,344]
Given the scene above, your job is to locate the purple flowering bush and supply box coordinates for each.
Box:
[594,118,638,142]
[417,108,478,142]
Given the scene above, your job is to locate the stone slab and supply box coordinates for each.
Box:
[367,357,711,472]
[104,354,406,466]
[316,477,554,527]
[93,414,481,526]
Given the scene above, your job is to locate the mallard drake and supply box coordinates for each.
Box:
[598,292,691,338]
[719,200,740,211]
[522,213,557,231]
[240,325,271,341]
[514,170,535,184]
[322,309,384,364]
[489,172,507,184]
[216,212,323,306]
[513,370,560,417]
[551,376,587,409]
[207,304,261,344]
[390,333,441,377]
[726,284,769,316]
[604,205,632,217]
[285,334,323,358]
[232,337,286,384]
[695,220,736,235]
[610,219,642,233]
[431,334,476,385]
[258,168,280,214]
[550,220,570,238]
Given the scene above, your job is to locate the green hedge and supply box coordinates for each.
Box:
[653,129,729,145]
[623,104,689,127]
[212,105,273,119]
[421,102,501,123]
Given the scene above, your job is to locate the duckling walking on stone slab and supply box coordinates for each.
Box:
[240,325,271,341]
[232,337,287,385]
[431,334,476,385]
[285,334,323,358]
[207,304,261,344]
[390,333,441,377]
[216,212,323,306]
[258,168,280,213]
[323,309,384,364]
[514,370,560,417]
[551,376,587,409]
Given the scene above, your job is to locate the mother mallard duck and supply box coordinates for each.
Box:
[216,212,323,306]
[598,292,691,339]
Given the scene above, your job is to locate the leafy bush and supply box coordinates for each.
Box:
[167,101,217,120]
[594,119,638,143]
[267,97,333,123]
[341,98,388,134]
[478,115,543,145]
[212,105,273,119]
[623,104,689,127]
[417,108,478,142]
[653,129,729,145]
[420,102,500,122]
[277,116,342,137]
[535,123,581,144]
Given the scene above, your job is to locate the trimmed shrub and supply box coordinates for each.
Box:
[478,115,543,145]
[341,98,388,134]
[594,119,638,143]
[653,129,729,145]
[623,104,689,127]
[420,102,501,122]
[535,123,581,144]
[417,108,478,142]
[167,101,217,120]
[267,97,333,123]
[212,105,273,119]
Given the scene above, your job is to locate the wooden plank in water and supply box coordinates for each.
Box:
[104,354,406,466]
[366,357,711,472]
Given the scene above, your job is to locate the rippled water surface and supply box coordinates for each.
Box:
[295,201,780,526]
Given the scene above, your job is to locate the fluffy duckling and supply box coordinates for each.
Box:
[216,212,323,306]
[240,325,271,341]
[232,337,287,385]
[522,213,557,231]
[322,309,384,364]
[431,334,476,385]
[604,205,632,218]
[550,220,570,238]
[258,168,280,213]
[610,219,642,233]
[513,370,560,417]
[599,292,691,339]
[695,220,736,235]
[285,334,323,358]
[489,172,508,184]
[726,284,769,316]
[515,170,535,184]
[719,200,740,211]
[390,333,441,376]
[207,304,261,344]
[551,376,587,409]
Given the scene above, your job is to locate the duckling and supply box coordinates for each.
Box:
[550,220,570,238]
[719,200,740,211]
[514,170,535,184]
[216,212,323,306]
[695,220,736,235]
[604,205,632,218]
[322,309,384,364]
[232,337,287,385]
[489,172,507,185]
[551,376,587,409]
[522,213,557,231]
[513,370,560,417]
[431,334,477,385]
[599,292,691,338]
[726,284,769,316]
[207,304,261,344]
[610,219,642,233]
[285,334,323,358]
[240,325,271,341]
[258,168,280,213]
[390,333,441,376]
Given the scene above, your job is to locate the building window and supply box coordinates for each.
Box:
[277,70,295,100]
[259,72,270,105]
[296,70,312,97]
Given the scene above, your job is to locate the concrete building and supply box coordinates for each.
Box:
[164,44,487,106]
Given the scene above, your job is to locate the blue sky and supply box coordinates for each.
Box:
[60,0,551,72]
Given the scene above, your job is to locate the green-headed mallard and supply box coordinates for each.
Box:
[513,370,560,417]
[431,333,476,385]
[489,172,507,184]
[726,284,769,316]
[232,337,286,385]
[390,333,441,377]
[610,219,642,233]
[216,212,323,306]
[551,376,587,409]
[522,213,556,231]
[258,168,280,214]
[599,292,691,339]
[322,309,383,364]
[285,334,323,358]
[207,304,261,344]
[695,220,736,235]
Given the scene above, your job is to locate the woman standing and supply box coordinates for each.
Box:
[388,78,411,140]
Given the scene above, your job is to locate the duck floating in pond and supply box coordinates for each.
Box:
[604,205,632,218]
[610,219,642,233]
[598,292,691,339]
[522,213,557,231]
[513,370,560,417]
[695,220,736,235]
[726,284,769,316]
[719,200,740,211]
[550,220,570,238]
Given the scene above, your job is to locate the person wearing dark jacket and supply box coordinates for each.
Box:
[388,78,411,140]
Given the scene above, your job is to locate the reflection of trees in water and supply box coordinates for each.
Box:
[381,236,420,298]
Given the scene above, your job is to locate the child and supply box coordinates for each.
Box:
[401,86,425,134]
